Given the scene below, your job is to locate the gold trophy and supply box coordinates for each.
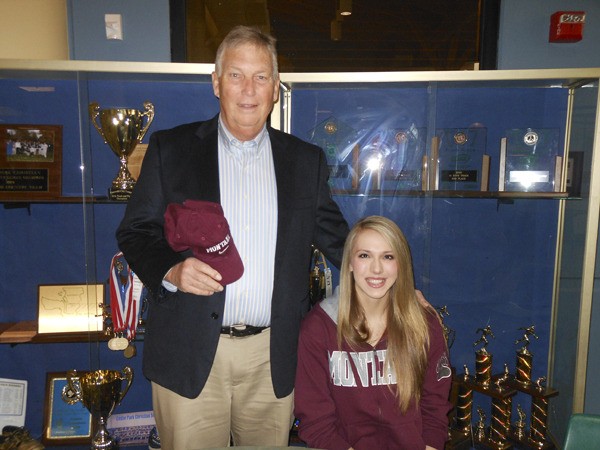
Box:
[89,102,155,201]
[473,325,495,386]
[515,325,538,387]
[62,367,133,449]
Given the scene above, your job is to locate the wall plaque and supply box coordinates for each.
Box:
[0,124,62,200]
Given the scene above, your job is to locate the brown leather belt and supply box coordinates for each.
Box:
[220,325,268,338]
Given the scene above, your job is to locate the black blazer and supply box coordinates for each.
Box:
[116,115,349,399]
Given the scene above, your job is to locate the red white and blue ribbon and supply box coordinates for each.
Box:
[109,252,144,340]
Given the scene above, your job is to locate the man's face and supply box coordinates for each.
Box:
[212,43,279,142]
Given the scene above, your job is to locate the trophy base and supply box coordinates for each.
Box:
[447,428,472,449]
[473,434,513,450]
[109,187,133,202]
[510,431,556,450]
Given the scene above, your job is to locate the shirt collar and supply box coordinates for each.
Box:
[218,118,268,159]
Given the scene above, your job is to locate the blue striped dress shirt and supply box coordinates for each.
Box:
[218,120,277,327]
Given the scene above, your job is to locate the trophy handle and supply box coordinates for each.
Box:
[118,366,134,404]
[65,369,83,403]
[137,101,155,142]
[89,102,106,142]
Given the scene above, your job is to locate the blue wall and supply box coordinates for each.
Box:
[498,0,600,69]
[498,0,600,440]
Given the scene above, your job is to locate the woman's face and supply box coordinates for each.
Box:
[349,228,398,305]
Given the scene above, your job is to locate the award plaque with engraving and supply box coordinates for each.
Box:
[0,124,62,200]
[436,127,487,191]
[308,116,359,192]
[502,128,560,192]
[382,126,426,192]
[356,126,426,193]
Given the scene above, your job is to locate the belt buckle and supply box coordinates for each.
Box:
[230,323,247,337]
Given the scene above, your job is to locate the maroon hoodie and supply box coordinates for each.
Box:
[294,293,452,450]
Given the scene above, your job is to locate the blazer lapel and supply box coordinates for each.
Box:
[193,116,220,203]
[270,128,295,268]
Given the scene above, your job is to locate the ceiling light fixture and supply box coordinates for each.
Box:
[339,0,352,16]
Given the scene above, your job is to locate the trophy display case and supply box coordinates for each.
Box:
[1,61,599,447]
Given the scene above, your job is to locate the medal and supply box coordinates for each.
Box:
[123,342,137,358]
[109,252,145,354]
[108,335,129,351]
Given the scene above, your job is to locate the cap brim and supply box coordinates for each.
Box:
[193,244,244,286]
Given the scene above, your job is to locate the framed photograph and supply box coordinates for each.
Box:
[0,124,62,200]
[42,372,92,446]
[38,284,104,334]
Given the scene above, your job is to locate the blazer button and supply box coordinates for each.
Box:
[211,312,219,320]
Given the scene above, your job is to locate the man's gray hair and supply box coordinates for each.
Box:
[215,25,279,79]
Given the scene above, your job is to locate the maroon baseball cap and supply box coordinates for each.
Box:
[164,200,244,285]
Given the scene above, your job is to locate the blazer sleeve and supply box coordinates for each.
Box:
[312,147,349,269]
[116,130,185,293]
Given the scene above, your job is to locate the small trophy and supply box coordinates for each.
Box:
[62,367,133,450]
[474,406,487,443]
[473,325,495,386]
[89,102,154,201]
[513,404,527,441]
[515,325,538,387]
[435,305,455,348]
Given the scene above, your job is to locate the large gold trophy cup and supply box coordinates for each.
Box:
[89,102,154,201]
[62,367,133,450]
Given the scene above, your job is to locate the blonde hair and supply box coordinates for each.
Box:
[337,215,430,412]
[215,25,279,80]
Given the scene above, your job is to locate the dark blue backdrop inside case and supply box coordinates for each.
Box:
[292,84,566,420]
[0,75,220,448]
[1,76,567,446]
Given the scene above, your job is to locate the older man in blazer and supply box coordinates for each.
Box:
[116,26,349,450]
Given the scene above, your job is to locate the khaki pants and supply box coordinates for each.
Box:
[152,328,294,450]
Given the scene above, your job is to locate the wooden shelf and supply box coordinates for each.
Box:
[2,196,125,205]
[332,190,571,199]
[0,321,107,344]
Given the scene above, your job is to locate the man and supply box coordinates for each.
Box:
[116,25,349,449]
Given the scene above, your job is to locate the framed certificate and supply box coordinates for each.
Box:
[42,372,92,446]
[37,284,104,334]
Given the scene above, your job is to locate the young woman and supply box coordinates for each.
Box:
[294,216,452,450]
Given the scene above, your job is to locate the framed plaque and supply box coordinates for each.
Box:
[42,372,92,446]
[0,124,62,200]
[381,127,427,191]
[436,127,487,191]
[38,284,104,334]
[309,116,360,191]
[502,128,560,192]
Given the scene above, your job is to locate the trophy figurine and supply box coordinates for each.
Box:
[474,406,487,443]
[515,325,538,387]
[513,404,527,441]
[62,367,133,449]
[89,102,155,201]
[473,325,495,387]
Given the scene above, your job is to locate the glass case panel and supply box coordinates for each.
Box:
[1,62,599,447]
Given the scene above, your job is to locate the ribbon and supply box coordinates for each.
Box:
[109,252,144,340]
